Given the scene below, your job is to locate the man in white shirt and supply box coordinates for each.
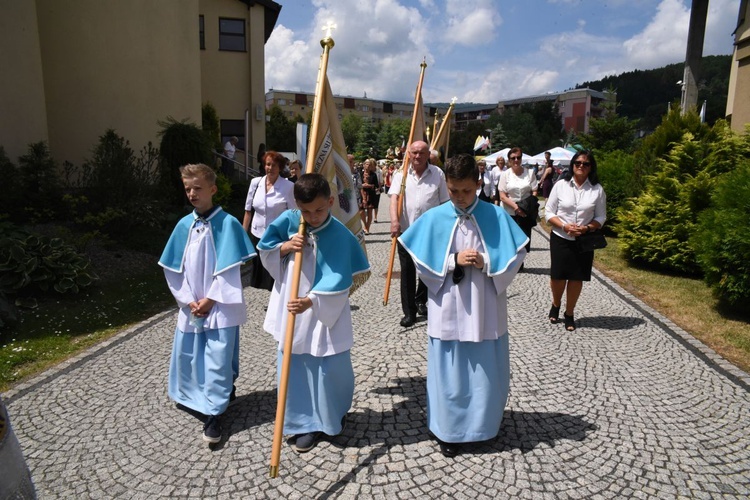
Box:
[388,141,449,327]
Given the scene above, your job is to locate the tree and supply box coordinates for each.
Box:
[265,104,296,152]
[158,117,213,205]
[355,119,378,159]
[201,102,222,151]
[578,97,639,154]
[377,119,410,156]
[341,113,363,152]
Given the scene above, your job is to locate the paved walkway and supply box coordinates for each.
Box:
[6,200,750,499]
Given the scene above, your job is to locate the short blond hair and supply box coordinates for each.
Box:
[179,163,216,185]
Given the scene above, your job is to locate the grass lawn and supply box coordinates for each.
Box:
[0,267,172,392]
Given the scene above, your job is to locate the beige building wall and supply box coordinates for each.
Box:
[0,0,49,162]
[34,0,202,166]
[726,0,750,132]
[200,0,268,161]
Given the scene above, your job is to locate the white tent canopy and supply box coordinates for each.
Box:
[481,148,534,165]
[530,146,575,166]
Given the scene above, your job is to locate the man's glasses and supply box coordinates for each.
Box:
[573,161,591,167]
[509,155,522,161]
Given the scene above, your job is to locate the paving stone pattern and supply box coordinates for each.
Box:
[6,200,750,499]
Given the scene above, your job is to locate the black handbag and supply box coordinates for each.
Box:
[576,230,607,252]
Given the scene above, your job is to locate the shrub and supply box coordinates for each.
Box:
[158,117,213,206]
[0,222,98,328]
[616,133,709,274]
[692,159,750,311]
[595,150,639,229]
[16,142,63,223]
[617,120,750,275]
[202,102,222,151]
[0,147,24,221]
[631,108,711,195]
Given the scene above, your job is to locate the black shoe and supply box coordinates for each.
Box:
[436,438,459,458]
[564,312,576,331]
[294,432,322,453]
[416,303,428,317]
[203,415,222,444]
[400,315,416,327]
[549,304,560,324]
[340,415,347,435]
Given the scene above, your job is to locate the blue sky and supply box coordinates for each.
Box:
[265,0,738,103]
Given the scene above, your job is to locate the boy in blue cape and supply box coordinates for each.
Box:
[398,154,528,457]
[159,164,256,444]
[258,173,370,453]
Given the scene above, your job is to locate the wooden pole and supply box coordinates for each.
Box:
[269,25,335,479]
[383,60,427,306]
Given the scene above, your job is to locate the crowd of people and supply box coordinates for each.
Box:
[158,141,606,459]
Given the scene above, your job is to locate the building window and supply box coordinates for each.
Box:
[277,98,286,106]
[362,105,369,112]
[344,98,355,109]
[383,102,393,113]
[221,119,245,151]
[219,18,245,52]
[199,16,205,50]
[295,94,307,105]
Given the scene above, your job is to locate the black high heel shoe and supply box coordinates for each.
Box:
[548,304,560,324]
[564,313,576,331]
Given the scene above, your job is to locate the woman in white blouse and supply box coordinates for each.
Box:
[242,151,297,290]
[544,150,607,331]
[497,147,538,259]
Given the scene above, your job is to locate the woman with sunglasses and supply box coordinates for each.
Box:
[497,147,538,263]
[544,150,607,331]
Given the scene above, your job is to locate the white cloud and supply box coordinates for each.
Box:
[442,0,502,46]
[265,0,738,105]
[623,0,690,69]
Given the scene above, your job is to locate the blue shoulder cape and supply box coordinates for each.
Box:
[398,198,528,277]
[258,210,370,294]
[158,207,257,275]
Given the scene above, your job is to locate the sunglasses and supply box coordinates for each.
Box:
[573,161,591,167]
[509,155,522,161]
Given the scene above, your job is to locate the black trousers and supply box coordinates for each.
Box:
[511,215,533,253]
[397,240,427,317]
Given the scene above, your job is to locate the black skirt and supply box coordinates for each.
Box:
[549,232,594,281]
[248,233,274,291]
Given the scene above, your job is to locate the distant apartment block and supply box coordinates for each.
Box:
[265,89,435,127]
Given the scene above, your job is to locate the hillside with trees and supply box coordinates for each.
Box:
[575,55,731,130]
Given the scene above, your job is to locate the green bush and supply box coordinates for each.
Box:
[617,120,750,275]
[616,132,709,274]
[692,158,750,310]
[631,108,711,195]
[595,150,639,229]
[0,222,98,328]
[158,117,213,206]
[16,142,63,223]
[202,102,222,151]
[0,147,24,220]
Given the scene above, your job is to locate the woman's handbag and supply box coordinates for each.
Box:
[576,230,607,253]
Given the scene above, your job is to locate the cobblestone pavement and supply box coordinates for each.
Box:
[6,200,750,499]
